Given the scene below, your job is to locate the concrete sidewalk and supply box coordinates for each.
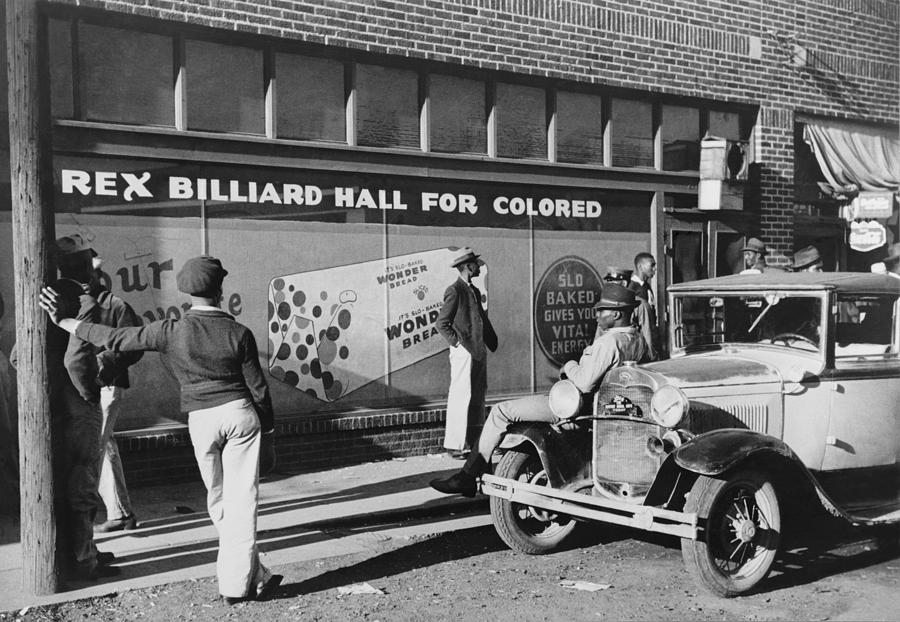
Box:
[0,453,488,613]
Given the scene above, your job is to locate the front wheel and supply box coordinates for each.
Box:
[490,449,576,555]
[681,469,781,597]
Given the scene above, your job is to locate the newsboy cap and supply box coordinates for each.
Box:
[593,283,637,310]
[176,256,228,296]
[450,247,484,268]
[741,237,768,255]
[791,245,823,270]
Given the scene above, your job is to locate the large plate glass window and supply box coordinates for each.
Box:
[185,40,264,134]
[662,105,699,171]
[496,82,547,160]
[79,23,175,127]
[356,64,419,149]
[276,54,346,142]
[429,74,486,154]
[48,18,74,119]
[611,98,653,168]
[556,91,603,165]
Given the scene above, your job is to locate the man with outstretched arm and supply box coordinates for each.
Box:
[40,256,280,605]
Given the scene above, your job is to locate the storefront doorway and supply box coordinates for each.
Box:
[664,212,749,287]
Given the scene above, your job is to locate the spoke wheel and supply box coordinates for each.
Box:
[490,450,576,555]
[681,470,781,597]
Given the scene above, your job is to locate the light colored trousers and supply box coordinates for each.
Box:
[188,398,272,598]
[475,394,558,463]
[444,344,487,451]
[97,386,133,521]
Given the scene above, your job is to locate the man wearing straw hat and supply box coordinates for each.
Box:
[430,283,645,497]
[436,247,498,459]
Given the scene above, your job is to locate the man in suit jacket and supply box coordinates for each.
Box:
[436,247,498,458]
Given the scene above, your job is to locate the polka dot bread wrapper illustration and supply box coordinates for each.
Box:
[267,248,488,402]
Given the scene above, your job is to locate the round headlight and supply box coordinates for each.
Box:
[649,384,689,428]
[548,379,582,420]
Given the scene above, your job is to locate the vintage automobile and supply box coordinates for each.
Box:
[481,272,900,597]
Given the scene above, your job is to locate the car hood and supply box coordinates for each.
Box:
[643,351,786,389]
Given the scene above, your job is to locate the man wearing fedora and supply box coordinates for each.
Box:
[430,283,646,497]
[40,256,281,605]
[604,267,656,362]
[790,246,824,272]
[436,247,498,459]
[740,237,784,274]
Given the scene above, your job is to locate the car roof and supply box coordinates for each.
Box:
[668,272,900,295]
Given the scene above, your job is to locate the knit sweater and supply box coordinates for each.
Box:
[74,308,274,431]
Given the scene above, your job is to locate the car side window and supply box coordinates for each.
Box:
[834,294,898,358]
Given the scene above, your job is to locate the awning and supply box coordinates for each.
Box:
[802,118,900,197]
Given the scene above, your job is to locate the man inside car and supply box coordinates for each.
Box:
[429,283,647,497]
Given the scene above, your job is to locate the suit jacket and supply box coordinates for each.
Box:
[436,277,498,360]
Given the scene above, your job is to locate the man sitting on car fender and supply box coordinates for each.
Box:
[430,283,647,497]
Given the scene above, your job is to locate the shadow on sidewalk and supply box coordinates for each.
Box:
[278,524,505,598]
[96,467,460,542]
[80,503,486,589]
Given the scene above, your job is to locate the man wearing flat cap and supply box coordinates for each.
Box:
[40,256,282,605]
[430,283,646,497]
[436,247,498,459]
[740,237,784,274]
[790,246,824,272]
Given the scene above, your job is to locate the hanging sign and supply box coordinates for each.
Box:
[849,220,887,252]
[843,191,896,221]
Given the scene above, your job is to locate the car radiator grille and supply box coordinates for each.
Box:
[593,419,662,487]
[688,402,768,434]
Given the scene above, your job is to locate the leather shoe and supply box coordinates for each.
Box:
[256,574,283,600]
[94,514,138,533]
[447,450,469,460]
[429,471,477,497]
[96,551,115,566]
[222,595,247,606]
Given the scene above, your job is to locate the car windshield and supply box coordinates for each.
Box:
[673,293,823,352]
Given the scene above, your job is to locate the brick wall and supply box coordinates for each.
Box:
[119,407,451,486]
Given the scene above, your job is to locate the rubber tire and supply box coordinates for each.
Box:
[490,449,576,555]
[681,469,781,597]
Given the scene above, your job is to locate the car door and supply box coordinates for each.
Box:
[819,293,900,512]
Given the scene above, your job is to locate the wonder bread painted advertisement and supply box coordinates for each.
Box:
[267,247,488,402]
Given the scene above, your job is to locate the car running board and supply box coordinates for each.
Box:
[481,474,698,539]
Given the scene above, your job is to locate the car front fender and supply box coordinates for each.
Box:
[499,422,591,489]
[673,428,797,476]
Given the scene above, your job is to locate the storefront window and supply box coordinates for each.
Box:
[79,24,175,127]
[276,54,345,142]
[496,83,547,160]
[611,98,653,168]
[556,91,603,165]
[48,18,74,119]
[356,64,419,149]
[185,40,264,134]
[429,74,486,154]
[662,105,699,171]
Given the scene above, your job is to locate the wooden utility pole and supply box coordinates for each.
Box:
[7,0,58,594]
